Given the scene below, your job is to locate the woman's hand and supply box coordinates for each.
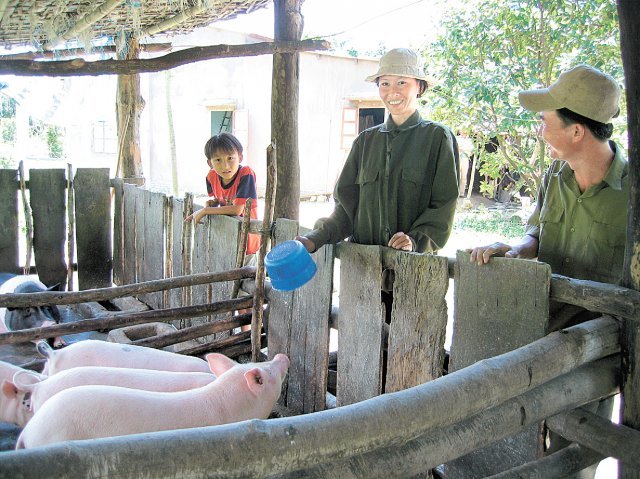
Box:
[388,232,413,251]
[295,236,316,253]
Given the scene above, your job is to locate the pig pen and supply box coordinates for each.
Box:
[0,167,637,478]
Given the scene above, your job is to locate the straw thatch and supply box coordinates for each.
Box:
[0,0,271,52]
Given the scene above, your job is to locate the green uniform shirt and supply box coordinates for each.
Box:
[306,110,459,253]
[525,141,628,285]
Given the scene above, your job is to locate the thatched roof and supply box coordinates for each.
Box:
[0,0,271,52]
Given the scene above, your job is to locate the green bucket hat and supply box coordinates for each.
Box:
[365,48,431,84]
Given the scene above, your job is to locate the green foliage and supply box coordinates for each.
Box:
[0,156,12,168]
[455,209,526,238]
[46,125,64,158]
[424,0,622,198]
[0,94,16,118]
[1,119,15,143]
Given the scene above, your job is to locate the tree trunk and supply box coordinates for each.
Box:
[618,1,640,478]
[116,34,144,180]
[271,0,302,220]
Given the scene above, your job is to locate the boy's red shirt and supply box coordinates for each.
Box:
[206,165,260,255]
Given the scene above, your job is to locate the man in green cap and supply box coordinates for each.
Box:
[468,64,627,478]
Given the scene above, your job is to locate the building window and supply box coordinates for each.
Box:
[211,110,233,135]
[93,121,117,154]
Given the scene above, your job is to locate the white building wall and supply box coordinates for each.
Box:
[2,26,382,199]
[140,26,381,198]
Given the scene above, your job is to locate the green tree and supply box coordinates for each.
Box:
[46,125,64,158]
[423,0,622,199]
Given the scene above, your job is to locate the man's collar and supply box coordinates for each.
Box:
[602,141,627,190]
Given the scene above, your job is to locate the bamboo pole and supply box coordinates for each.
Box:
[546,407,640,468]
[18,160,33,276]
[164,197,173,308]
[484,443,605,479]
[182,192,194,310]
[140,1,211,37]
[0,0,10,24]
[132,313,252,349]
[0,267,256,308]
[251,143,276,361]
[550,273,640,321]
[0,321,619,479]
[66,164,75,291]
[0,43,171,61]
[43,0,124,51]
[0,297,254,345]
[231,198,252,300]
[178,331,255,357]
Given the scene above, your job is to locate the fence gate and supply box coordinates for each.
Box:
[442,251,551,478]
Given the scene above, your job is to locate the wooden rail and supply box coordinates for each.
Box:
[0,317,621,478]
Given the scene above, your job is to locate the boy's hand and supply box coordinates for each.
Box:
[185,208,207,224]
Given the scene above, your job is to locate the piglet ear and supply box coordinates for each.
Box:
[1,380,18,399]
[205,353,237,376]
[244,368,265,396]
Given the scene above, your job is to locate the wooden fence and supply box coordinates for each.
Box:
[1,169,639,478]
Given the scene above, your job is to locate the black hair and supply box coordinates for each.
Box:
[374,78,428,98]
[204,132,243,160]
[556,108,613,141]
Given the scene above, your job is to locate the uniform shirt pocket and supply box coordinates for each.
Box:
[589,218,626,282]
[401,167,428,198]
[538,204,564,244]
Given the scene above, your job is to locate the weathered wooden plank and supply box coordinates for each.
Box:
[140,190,165,309]
[207,214,241,341]
[112,178,124,286]
[188,203,210,335]
[443,251,551,478]
[122,184,139,286]
[450,252,551,370]
[337,243,385,406]
[0,169,18,272]
[168,197,185,309]
[267,219,299,405]
[133,186,146,291]
[291,243,333,412]
[384,251,448,392]
[268,218,333,413]
[73,168,112,290]
[29,169,67,288]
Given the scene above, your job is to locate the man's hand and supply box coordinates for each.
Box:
[466,242,515,265]
[388,232,413,251]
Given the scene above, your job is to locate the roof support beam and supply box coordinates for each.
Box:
[0,39,330,76]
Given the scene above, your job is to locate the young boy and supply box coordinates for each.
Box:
[185,133,260,257]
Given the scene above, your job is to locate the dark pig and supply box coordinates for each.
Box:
[0,275,65,348]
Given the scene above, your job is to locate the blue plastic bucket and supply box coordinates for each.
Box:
[265,240,317,291]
